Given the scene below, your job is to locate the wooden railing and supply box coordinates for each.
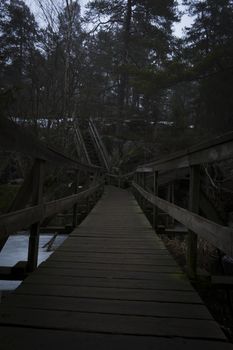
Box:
[0,117,100,173]
[89,118,111,171]
[73,122,92,165]
[0,117,104,272]
[133,132,233,278]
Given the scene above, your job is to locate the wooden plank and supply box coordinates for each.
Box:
[70,233,159,238]
[52,251,172,259]
[0,328,232,350]
[71,230,154,236]
[15,284,203,304]
[56,247,170,255]
[133,182,233,256]
[41,261,181,273]
[23,274,193,291]
[66,236,164,243]
[60,242,166,250]
[0,307,225,339]
[48,254,178,266]
[3,294,211,319]
[34,266,184,280]
[57,243,167,251]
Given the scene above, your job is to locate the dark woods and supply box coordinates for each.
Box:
[0,0,233,159]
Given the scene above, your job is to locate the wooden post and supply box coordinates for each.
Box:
[166,183,175,228]
[153,171,158,230]
[27,159,45,272]
[187,164,201,279]
[72,171,80,228]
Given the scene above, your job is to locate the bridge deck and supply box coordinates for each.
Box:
[0,186,232,349]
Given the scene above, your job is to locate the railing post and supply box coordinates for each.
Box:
[166,182,175,228]
[187,164,201,279]
[72,171,80,228]
[27,159,45,272]
[153,171,158,230]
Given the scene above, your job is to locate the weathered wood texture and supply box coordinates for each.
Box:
[0,186,231,349]
[0,182,103,239]
[133,182,233,257]
[137,131,233,172]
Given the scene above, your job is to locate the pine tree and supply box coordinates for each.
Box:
[183,0,233,132]
[0,0,40,120]
[85,0,179,128]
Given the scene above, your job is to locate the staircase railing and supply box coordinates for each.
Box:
[89,118,111,171]
[73,122,92,165]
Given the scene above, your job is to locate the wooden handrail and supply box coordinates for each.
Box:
[0,117,101,173]
[0,181,104,240]
[132,182,233,257]
[137,131,233,172]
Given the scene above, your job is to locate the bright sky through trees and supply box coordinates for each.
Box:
[24,0,194,37]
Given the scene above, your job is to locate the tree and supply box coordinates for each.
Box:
[58,1,82,117]
[183,0,233,133]
[0,0,40,122]
[84,0,179,131]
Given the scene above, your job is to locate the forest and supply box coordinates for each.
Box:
[0,0,233,167]
[1,1,233,343]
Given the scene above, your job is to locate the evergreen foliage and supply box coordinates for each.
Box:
[0,0,233,162]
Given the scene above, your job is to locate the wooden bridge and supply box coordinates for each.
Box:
[0,117,233,348]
